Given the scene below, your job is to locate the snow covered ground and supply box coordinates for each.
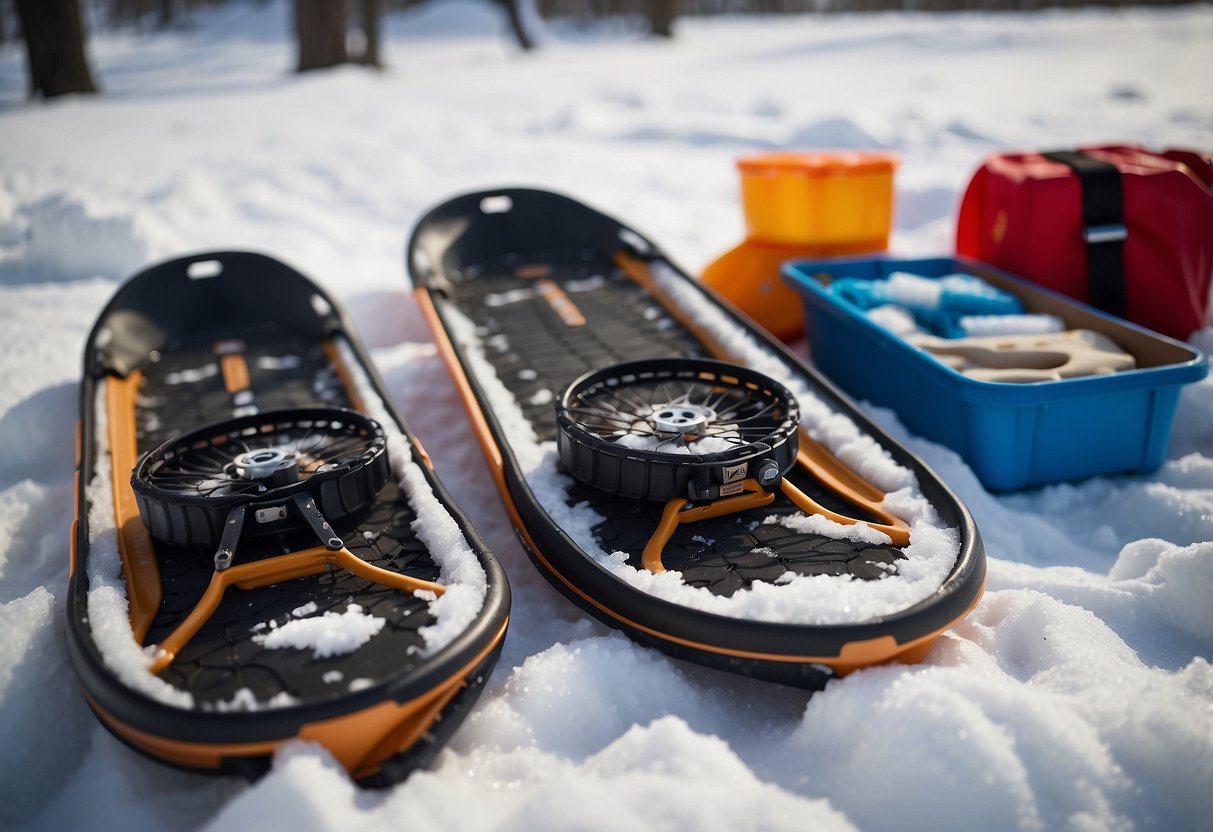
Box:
[2,1,1211,829]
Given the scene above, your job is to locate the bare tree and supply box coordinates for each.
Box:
[647,0,675,37]
[355,0,381,66]
[295,0,348,72]
[496,0,535,50]
[14,0,99,97]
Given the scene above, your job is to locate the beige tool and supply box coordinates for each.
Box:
[908,329,1136,383]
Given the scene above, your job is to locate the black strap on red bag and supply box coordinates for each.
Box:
[1043,150,1127,318]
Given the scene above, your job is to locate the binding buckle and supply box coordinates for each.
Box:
[1083,223,1127,244]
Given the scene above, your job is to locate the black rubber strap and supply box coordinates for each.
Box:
[1044,150,1127,317]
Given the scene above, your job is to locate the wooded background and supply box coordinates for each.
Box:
[4,0,1200,100]
[5,0,1199,37]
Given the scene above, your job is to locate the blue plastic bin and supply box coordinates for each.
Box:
[782,256,1208,491]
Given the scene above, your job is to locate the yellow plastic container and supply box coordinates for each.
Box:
[738,151,898,248]
[703,151,899,341]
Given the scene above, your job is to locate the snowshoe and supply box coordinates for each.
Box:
[409,189,985,689]
[66,252,510,785]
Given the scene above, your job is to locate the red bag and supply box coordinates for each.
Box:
[957,145,1213,341]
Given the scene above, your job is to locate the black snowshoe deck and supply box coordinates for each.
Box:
[445,257,901,594]
[410,189,985,689]
[67,252,509,785]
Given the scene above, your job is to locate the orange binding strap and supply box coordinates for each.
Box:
[149,545,445,674]
[219,353,251,395]
[106,372,162,643]
[780,463,910,547]
[643,481,776,573]
[323,339,367,412]
[641,473,908,573]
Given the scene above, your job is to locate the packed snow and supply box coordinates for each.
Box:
[1,1,1211,830]
[201,687,301,713]
[334,335,489,655]
[254,603,386,659]
[84,381,196,709]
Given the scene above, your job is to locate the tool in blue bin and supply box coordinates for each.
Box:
[833,271,1023,337]
[907,329,1136,383]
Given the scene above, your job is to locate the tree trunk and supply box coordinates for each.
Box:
[497,0,535,50]
[295,0,348,72]
[13,0,99,97]
[159,0,173,27]
[648,0,675,38]
[356,0,381,67]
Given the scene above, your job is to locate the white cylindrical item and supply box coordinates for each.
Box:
[885,272,944,309]
[959,314,1066,337]
[867,304,922,336]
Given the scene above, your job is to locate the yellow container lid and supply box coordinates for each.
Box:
[737,150,900,178]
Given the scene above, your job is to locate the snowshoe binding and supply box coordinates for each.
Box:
[409,188,985,689]
[67,252,510,785]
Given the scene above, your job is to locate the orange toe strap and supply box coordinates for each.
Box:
[149,546,445,674]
